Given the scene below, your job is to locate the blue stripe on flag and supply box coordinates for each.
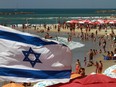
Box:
[0,30,57,46]
[0,67,71,79]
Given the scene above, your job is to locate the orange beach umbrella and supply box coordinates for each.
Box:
[2,83,24,87]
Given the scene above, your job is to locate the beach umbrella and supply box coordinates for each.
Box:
[70,72,81,79]
[95,19,104,24]
[78,20,85,24]
[48,74,116,87]
[109,20,115,24]
[93,21,101,25]
[2,83,24,87]
[103,64,116,78]
[66,21,71,23]
[83,19,92,24]
[68,20,79,24]
[104,19,111,24]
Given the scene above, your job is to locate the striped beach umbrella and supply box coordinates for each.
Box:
[103,64,116,78]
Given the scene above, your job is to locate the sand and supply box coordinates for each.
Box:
[0,24,115,87]
[14,24,116,75]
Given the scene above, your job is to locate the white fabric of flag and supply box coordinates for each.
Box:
[0,25,72,83]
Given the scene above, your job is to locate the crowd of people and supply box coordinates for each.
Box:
[8,19,116,79]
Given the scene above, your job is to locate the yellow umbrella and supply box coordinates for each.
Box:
[2,82,24,87]
[70,72,81,79]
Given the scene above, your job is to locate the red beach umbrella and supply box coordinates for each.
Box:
[93,21,101,25]
[104,19,111,24]
[48,74,116,87]
[83,19,92,24]
[109,20,115,24]
[78,20,85,24]
[70,20,79,24]
[96,19,104,24]
[66,20,78,24]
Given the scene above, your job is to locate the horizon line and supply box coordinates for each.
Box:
[0,8,116,9]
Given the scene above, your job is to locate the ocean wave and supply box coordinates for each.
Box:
[54,37,85,50]
[27,17,57,20]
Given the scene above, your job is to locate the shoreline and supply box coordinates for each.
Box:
[0,23,116,86]
[13,23,116,75]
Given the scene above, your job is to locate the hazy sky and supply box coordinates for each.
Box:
[0,0,115,9]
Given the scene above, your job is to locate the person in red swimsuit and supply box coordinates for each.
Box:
[75,59,81,74]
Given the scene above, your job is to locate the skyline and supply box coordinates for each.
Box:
[0,0,115,9]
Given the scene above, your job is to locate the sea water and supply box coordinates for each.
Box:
[0,8,115,24]
[0,8,114,71]
[38,31,100,71]
[54,36,85,50]
[55,36,100,71]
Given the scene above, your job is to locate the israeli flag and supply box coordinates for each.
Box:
[0,25,72,83]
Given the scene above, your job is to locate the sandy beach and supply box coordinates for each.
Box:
[0,23,116,87]
[14,23,116,75]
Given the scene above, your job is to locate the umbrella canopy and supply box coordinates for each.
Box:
[103,64,116,78]
[97,19,105,24]
[70,72,81,79]
[48,74,116,87]
[66,20,78,24]
[2,83,24,87]
[93,21,101,25]
[109,20,115,24]
[83,19,92,24]
[104,19,110,24]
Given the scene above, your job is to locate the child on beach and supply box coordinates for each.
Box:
[79,68,85,77]
[75,59,81,74]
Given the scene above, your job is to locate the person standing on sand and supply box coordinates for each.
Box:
[98,60,103,73]
[98,36,102,47]
[102,38,107,53]
[94,61,99,73]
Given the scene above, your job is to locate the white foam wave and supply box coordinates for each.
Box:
[54,37,85,50]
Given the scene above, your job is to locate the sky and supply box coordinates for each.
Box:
[0,0,115,9]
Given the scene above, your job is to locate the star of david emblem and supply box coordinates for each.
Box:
[22,47,42,67]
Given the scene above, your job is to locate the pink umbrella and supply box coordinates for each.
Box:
[70,20,79,24]
[83,19,92,24]
[109,20,115,24]
[78,20,85,24]
[66,20,79,24]
[104,19,111,24]
[96,19,104,24]
[93,21,101,25]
